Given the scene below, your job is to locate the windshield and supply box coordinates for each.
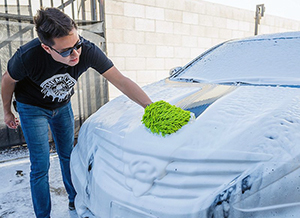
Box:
[172,32,300,86]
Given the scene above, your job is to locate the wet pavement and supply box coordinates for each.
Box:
[0,150,78,218]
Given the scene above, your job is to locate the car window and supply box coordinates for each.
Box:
[173,32,300,86]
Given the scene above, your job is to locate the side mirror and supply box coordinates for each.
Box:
[169,66,182,76]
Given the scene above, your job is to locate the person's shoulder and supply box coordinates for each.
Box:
[79,36,113,74]
[8,38,42,80]
[19,38,42,56]
[81,37,95,50]
[80,37,106,59]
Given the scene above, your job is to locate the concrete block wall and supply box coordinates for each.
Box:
[105,0,300,100]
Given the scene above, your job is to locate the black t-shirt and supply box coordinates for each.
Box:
[8,37,113,110]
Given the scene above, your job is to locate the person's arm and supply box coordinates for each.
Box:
[102,66,152,108]
[1,71,19,129]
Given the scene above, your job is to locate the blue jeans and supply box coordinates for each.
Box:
[17,101,77,218]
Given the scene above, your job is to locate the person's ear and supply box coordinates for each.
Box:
[41,43,51,54]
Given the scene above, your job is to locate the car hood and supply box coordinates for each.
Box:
[78,79,300,161]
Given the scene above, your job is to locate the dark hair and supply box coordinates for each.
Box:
[33,7,77,46]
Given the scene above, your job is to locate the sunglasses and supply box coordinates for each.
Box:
[49,37,83,57]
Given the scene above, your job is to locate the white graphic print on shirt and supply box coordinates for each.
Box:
[40,73,77,102]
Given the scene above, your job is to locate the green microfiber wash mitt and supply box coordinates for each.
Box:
[142,100,194,136]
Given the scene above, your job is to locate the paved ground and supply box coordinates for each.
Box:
[0,150,79,218]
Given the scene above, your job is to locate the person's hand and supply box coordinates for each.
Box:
[4,111,19,129]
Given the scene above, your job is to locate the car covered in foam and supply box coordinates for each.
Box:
[71,31,300,218]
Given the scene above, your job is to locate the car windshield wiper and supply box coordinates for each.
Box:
[213,81,300,88]
[172,77,300,88]
[174,78,201,83]
[217,81,252,85]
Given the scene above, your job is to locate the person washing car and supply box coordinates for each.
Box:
[1,7,152,218]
